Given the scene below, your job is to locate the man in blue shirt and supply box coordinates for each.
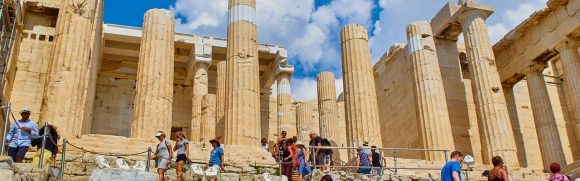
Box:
[441,151,463,181]
[6,107,39,162]
[206,138,224,181]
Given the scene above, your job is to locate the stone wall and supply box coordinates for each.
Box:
[91,76,193,138]
[9,11,57,121]
[374,45,422,159]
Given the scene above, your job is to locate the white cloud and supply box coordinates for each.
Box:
[504,2,545,27]
[291,77,318,101]
[488,23,509,44]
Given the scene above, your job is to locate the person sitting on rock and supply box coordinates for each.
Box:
[441,151,463,181]
[206,138,224,181]
[6,107,39,163]
[31,123,59,167]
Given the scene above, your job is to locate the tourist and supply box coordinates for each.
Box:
[173,132,190,181]
[294,141,310,181]
[309,132,325,170]
[549,163,570,181]
[370,145,384,175]
[356,147,372,174]
[273,131,288,160]
[362,141,371,154]
[6,107,39,163]
[280,139,294,180]
[261,138,269,151]
[487,156,509,181]
[321,175,333,181]
[206,138,224,181]
[152,131,172,181]
[31,124,59,167]
[321,138,334,171]
[441,151,463,181]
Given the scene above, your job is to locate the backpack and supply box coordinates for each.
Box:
[320,138,332,154]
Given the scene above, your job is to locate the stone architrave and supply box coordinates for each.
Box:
[216,60,227,140]
[131,9,175,139]
[317,72,340,140]
[524,64,567,168]
[41,0,101,138]
[224,0,261,146]
[456,3,519,166]
[555,40,580,144]
[200,94,217,142]
[277,65,295,137]
[296,103,313,142]
[190,43,212,142]
[340,24,383,147]
[406,21,456,161]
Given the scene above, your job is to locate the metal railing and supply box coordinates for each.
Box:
[308,146,449,175]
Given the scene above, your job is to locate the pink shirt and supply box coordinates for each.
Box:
[549,173,570,181]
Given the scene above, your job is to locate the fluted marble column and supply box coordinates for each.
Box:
[41,0,101,138]
[296,103,313,142]
[277,66,295,137]
[340,24,382,147]
[224,0,261,145]
[191,45,212,142]
[406,21,456,161]
[131,9,175,139]
[317,72,340,140]
[458,5,518,166]
[525,64,567,167]
[555,40,580,143]
[216,60,227,140]
[200,94,217,143]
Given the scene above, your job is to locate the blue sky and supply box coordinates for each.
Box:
[104,0,547,101]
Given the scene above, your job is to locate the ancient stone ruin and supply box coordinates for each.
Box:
[0,0,577,180]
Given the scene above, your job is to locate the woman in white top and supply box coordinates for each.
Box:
[173,132,190,181]
[152,131,172,181]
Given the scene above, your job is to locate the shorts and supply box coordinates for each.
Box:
[8,146,29,161]
[358,168,371,174]
[324,154,334,166]
[315,153,325,166]
[176,154,187,163]
[157,157,169,169]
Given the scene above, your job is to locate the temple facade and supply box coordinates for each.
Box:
[0,0,577,174]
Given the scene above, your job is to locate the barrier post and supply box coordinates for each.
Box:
[146,147,151,172]
[444,150,449,162]
[1,102,10,156]
[59,139,67,179]
[393,151,398,175]
[312,146,316,171]
[38,121,48,169]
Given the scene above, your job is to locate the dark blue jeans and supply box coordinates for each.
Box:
[8,146,29,161]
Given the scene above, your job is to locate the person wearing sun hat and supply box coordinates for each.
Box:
[294,141,310,181]
[6,107,39,162]
[205,137,224,181]
[362,141,371,154]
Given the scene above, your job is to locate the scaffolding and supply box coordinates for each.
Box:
[0,0,20,100]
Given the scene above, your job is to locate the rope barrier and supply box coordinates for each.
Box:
[64,141,150,157]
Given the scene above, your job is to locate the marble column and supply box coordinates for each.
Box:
[131,9,175,139]
[525,64,567,167]
[41,0,101,138]
[555,40,580,144]
[458,5,519,166]
[340,24,382,147]
[406,21,456,161]
[224,0,261,145]
[216,60,227,140]
[317,72,340,140]
[277,66,295,137]
[200,94,217,143]
[190,44,212,142]
[296,103,313,142]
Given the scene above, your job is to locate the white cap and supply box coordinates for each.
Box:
[20,107,31,114]
[155,131,164,137]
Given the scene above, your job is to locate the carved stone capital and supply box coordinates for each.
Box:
[453,1,494,22]
[521,62,547,76]
[275,65,294,77]
[554,39,579,52]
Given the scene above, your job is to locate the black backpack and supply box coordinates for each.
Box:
[321,138,332,154]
